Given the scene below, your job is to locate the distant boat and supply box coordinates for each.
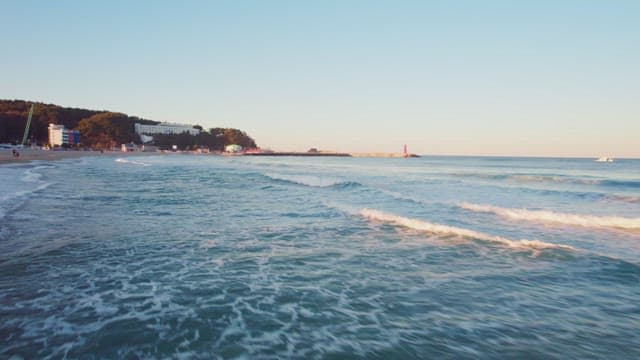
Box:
[595,157,614,162]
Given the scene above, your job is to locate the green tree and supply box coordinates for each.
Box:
[1,99,258,150]
[77,112,137,148]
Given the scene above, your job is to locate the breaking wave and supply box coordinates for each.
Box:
[115,158,151,166]
[450,172,583,184]
[21,165,54,182]
[606,194,640,204]
[0,166,53,223]
[264,173,360,188]
[600,179,640,189]
[349,207,574,251]
[449,172,640,189]
[507,174,598,185]
[0,182,52,221]
[460,202,640,231]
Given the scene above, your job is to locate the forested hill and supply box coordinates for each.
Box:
[0,100,258,150]
[0,100,157,145]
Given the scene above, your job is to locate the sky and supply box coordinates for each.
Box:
[2,0,639,157]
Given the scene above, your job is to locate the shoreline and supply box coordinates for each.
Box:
[1,149,423,166]
[246,152,419,157]
[0,149,164,166]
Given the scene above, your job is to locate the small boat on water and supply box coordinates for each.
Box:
[595,157,614,162]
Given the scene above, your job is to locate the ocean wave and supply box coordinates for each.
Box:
[21,170,42,182]
[606,194,640,204]
[460,202,640,231]
[600,179,640,189]
[264,173,360,188]
[376,188,425,204]
[350,207,573,251]
[20,165,56,183]
[115,158,151,166]
[0,180,52,201]
[448,172,629,187]
[508,174,597,185]
[0,166,53,222]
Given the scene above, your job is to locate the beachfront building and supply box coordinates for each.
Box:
[48,123,80,147]
[121,143,138,152]
[225,144,243,153]
[140,144,159,152]
[134,123,200,136]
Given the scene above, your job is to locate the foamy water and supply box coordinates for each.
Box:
[460,202,640,231]
[357,208,575,250]
[115,157,151,166]
[0,164,53,222]
[264,172,356,188]
[1,155,638,358]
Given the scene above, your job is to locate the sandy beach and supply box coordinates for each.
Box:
[0,148,163,165]
[1,149,422,165]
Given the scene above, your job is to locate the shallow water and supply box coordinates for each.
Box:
[1,155,639,358]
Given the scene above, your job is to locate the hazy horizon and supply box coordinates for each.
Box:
[2,1,639,157]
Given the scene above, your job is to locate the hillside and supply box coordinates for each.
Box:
[0,100,156,145]
[0,100,257,150]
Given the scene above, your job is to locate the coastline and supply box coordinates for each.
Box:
[1,149,423,165]
[0,149,162,166]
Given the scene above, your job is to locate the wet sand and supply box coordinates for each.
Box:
[0,149,161,165]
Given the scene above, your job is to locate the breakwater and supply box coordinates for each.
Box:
[244,152,351,157]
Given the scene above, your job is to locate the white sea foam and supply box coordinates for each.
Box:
[460,202,640,231]
[115,158,151,166]
[264,173,353,188]
[0,166,53,222]
[20,165,53,182]
[22,170,42,182]
[354,208,573,250]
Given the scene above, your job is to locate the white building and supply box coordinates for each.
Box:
[225,144,243,153]
[48,124,65,146]
[121,143,138,152]
[134,123,200,136]
[48,123,80,146]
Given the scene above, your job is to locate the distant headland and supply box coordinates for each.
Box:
[245,151,419,158]
[0,99,257,151]
[1,100,419,160]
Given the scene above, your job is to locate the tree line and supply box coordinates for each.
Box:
[0,99,258,150]
[152,128,257,151]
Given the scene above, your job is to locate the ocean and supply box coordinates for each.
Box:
[1,155,639,359]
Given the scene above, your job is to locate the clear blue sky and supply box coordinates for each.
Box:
[2,0,639,157]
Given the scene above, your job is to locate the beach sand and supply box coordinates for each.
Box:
[0,149,162,165]
[0,149,419,165]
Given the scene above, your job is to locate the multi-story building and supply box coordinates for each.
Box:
[134,123,200,136]
[48,124,80,147]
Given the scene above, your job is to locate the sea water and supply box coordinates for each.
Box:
[1,155,639,358]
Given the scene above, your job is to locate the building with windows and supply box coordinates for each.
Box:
[134,123,200,136]
[48,124,80,147]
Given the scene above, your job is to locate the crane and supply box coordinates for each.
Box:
[21,103,35,146]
